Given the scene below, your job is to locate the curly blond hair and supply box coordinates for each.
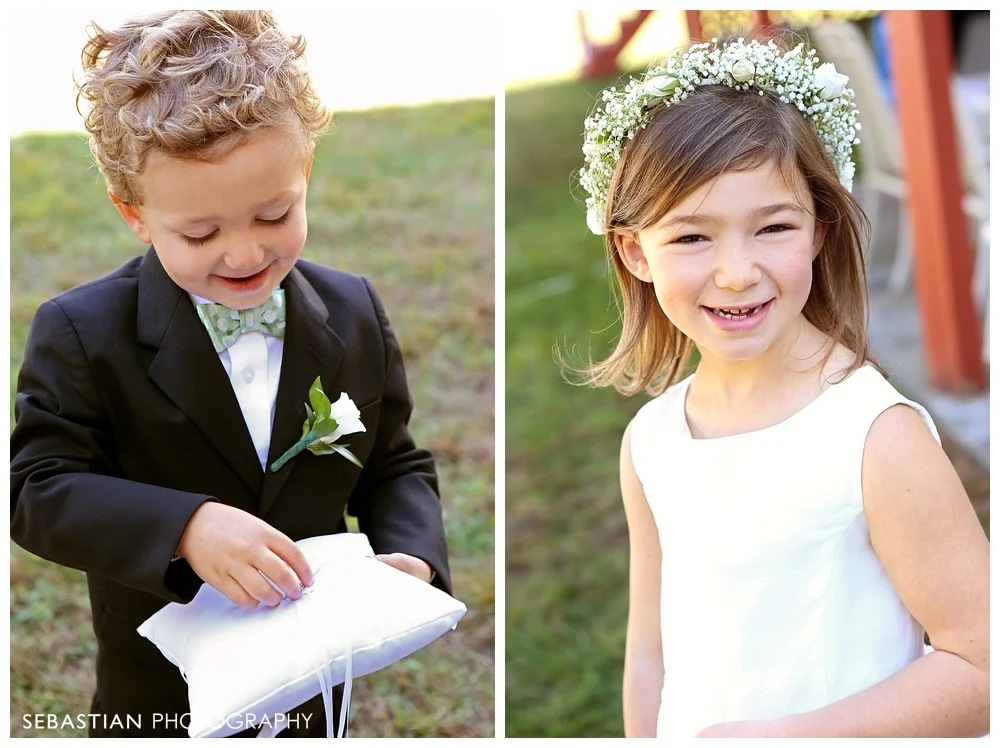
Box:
[76,10,333,205]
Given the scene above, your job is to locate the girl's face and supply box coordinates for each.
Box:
[619,162,826,364]
[111,126,311,310]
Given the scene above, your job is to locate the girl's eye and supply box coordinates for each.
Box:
[760,224,794,235]
[673,234,707,244]
[181,211,291,246]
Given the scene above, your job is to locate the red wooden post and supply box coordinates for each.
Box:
[579,10,656,79]
[885,10,985,392]
[685,10,702,41]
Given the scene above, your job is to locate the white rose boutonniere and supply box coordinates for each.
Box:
[815,62,849,100]
[270,377,365,472]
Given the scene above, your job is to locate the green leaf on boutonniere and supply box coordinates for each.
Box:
[307,440,362,467]
[311,417,340,438]
[301,402,314,439]
[330,444,362,468]
[308,377,331,420]
[307,441,338,456]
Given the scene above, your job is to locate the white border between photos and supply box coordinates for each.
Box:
[493,8,507,739]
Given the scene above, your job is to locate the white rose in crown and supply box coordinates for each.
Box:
[587,207,606,235]
[815,62,849,100]
[640,74,680,99]
[730,59,755,83]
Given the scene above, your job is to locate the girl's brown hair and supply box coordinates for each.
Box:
[576,46,880,397]
[76,10,333,205]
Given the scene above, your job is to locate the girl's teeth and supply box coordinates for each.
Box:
[712,303,763,320]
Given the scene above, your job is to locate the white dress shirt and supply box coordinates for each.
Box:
[190,293,283,470]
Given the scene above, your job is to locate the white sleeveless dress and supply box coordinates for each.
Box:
[629,364,938,738]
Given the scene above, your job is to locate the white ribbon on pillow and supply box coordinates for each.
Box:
[254,587,351,739]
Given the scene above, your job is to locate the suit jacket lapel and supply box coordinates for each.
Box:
[137,248,263,499]
[259,265,346,517]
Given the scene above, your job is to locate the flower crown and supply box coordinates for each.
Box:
[579,37,861,235]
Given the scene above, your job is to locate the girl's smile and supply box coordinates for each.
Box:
[703,298,774,332]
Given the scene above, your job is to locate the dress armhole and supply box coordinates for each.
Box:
[855,368,942,449]
[857,389,943,521]
[629,398,660,490]
[872,399,942,448]
[628,407,647,490]
[846,370,943,517]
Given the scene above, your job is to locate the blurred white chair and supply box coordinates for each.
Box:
[809,20,989,316]
[809,20,909,290]
[952,75,990,315]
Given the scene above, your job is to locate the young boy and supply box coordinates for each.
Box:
[10,10,450,737]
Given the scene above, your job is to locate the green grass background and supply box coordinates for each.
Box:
[505,74,641,738]
[504,73,990,738]
[10,98,494,737]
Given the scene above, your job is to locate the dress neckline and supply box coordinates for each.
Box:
[679,364,871,442]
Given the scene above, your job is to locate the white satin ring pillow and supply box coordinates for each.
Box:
[137,533,465,738]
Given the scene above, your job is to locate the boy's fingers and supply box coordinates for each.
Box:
[375,553,432,582]
[375,553,401,568]
[255,552,305,601]
[234,568,283,608]
[270,537,314,588]
[217,575,259,610]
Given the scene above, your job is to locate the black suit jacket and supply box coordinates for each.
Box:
[10,248,451,736]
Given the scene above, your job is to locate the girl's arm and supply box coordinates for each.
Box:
[701,403,990,738]
[620,420,665,737]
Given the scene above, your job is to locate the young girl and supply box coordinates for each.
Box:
[576,37,989,738]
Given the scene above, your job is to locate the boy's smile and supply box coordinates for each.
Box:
[111,126,313,309]
[620,162,825,365]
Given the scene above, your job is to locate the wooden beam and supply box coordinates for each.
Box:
[884,10,985,392]
[579,10,656,79]
[685,10,702,42]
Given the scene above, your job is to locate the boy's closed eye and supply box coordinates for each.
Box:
[181,209,293,247]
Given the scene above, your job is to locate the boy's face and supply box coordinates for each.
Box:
[112,127,312,309]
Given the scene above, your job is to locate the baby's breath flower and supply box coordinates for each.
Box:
[578,38,860,234]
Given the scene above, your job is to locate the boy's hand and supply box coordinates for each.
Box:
[375,553,433,584]
[177,503,314,609]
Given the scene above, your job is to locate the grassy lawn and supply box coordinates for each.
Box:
[505,73,641,738]
[505,74,990,738]
[10,98,495,738]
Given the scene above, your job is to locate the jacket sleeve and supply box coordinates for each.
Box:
[10,299,209,603]
[347,280,452,595]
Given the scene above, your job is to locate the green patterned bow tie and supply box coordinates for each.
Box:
[196,288,287,352]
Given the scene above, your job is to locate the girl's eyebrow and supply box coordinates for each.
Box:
[656,202,808,231]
